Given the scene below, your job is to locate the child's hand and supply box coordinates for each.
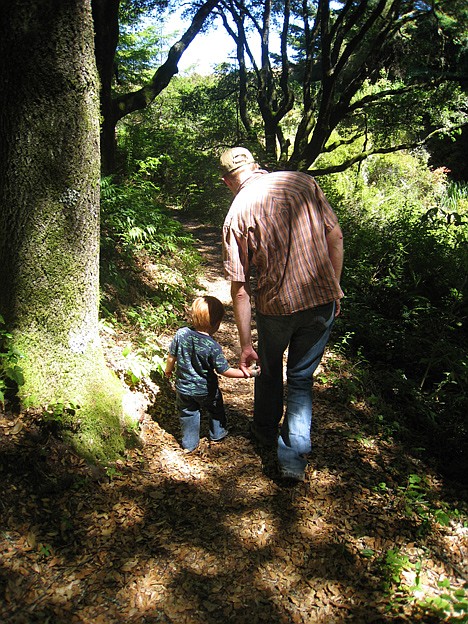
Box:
[248,363,261,378]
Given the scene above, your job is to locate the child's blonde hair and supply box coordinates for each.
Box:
[191,296,225,334]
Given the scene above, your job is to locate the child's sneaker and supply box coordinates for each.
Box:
[211,430,228,443]
[279,468,305,482]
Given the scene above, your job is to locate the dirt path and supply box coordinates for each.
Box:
[1,220,467,623]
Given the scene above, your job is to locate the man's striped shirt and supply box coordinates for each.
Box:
[222,170,343,315]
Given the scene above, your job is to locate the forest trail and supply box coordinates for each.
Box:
[1,219,467,623]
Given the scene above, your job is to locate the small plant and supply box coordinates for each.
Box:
[0,314,25,405]
[416,579,468,622]
[398,474,455,534]
[121,342,166,387]
[122,346,152,386]
[379,547,414,593]
[400,474,431,522]
[105,465,123,480]
[42,401,80,433]
[38,543,53,559]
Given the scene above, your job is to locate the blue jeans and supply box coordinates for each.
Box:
[176,388,228,451]
[254,302,335,475]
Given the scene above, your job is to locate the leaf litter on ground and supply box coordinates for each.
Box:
[0,219,467,624]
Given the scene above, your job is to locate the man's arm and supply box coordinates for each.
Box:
[326,223,344,315]
[326,223,343,281]
[230,281,259,373]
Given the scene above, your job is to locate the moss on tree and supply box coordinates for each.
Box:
[0,0,133,463]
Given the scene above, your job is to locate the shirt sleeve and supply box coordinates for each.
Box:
[223,224,249,282]
[312,179,339,232]
[210,342,230,374]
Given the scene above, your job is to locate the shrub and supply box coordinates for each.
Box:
[323,152,468,481]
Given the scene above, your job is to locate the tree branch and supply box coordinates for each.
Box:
[322,132,363,152]
[111,0,220,122]
[333,0,392,77]
[308,123,467,175]
[346,84,418,115]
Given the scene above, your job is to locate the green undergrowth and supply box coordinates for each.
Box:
[99,172,201,337]
[98,171,203,395]
[319,155,468,486]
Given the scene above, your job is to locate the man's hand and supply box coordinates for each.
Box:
[239,344,260,377]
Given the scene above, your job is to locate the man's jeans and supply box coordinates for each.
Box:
[176,388,228,451]
[254,302,335,475]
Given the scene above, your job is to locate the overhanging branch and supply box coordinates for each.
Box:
[347,85,418,114]
[308,123,467,175]
[111,0,220,122]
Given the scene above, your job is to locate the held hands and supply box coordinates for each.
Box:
[248,363,261,377]
[240,345,260,378]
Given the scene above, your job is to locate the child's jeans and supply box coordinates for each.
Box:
[176,388,228,451]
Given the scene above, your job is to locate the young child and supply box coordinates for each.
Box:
[165,295,259,451]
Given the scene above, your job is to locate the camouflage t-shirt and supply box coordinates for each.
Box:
[169,327,230,396]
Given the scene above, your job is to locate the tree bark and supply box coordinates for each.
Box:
[0,0,129,461]
[92,0,121,175]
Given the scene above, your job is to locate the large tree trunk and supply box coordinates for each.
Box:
[0,0,130,461]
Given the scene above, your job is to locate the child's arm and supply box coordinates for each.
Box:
[222,367,247,379]
[221,363,260,379]
[165,353,176,378]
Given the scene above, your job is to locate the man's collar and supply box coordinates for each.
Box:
[236,169,268,194]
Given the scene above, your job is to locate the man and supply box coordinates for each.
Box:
[220,147,344,482]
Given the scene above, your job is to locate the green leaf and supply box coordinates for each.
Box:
[360,548,375,558]
[439,579,451,589]
[9,365,25,386]
[434,509,451,526]
[432,596,451,610]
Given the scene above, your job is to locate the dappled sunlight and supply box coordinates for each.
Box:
[223,509,278,551]
[1,217,466,623]
[157,446,207,482]
[1,361,466,623]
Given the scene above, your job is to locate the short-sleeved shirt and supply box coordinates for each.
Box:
[169,327,230,396]
[222,170,343,315]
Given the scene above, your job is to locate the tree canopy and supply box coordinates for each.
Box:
[91,0,468,175]
[202,0,467,172]
[92,0,221,172]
